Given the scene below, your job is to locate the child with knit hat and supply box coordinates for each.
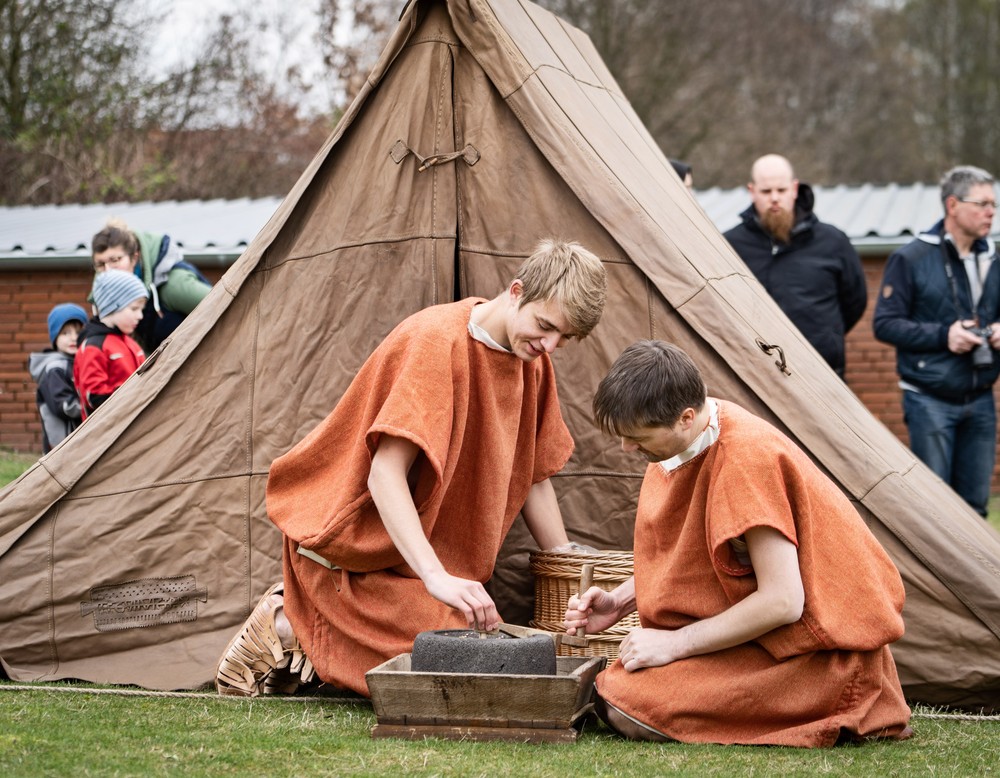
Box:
[74,269,148,420]
[28,303,89,452]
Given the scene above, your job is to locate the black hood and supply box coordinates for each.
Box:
[794,181,815,217]
[77,318,121,345]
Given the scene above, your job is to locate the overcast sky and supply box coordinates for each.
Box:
[150,0,349,110]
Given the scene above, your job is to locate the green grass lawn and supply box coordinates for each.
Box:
[0,449,36,487]
[0,686,996,777]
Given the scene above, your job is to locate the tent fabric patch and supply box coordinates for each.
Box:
[80,575,208,632]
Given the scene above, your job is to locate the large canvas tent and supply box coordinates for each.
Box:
[1,0,998,709]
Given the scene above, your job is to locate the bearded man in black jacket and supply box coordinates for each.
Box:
[724,154,867,379]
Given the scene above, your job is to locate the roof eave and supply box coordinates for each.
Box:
[0,247,245,271]
[852,236,914,257]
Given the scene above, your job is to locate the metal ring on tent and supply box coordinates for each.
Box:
[389,140,481,171]
[755,338,791,376]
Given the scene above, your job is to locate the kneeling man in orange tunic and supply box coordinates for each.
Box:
[216,240,607,697]
[565,340,912,747]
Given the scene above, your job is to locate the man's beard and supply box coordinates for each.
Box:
[760,208,795,244]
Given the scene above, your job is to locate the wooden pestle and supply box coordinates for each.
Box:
[576,563,595,638]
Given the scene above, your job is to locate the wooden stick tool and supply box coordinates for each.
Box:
[576,562,595,639]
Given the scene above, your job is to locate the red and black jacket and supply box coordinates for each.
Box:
[73,319,146,419]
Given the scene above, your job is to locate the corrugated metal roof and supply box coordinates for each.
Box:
[0,197,282,267]
[696,182,971,254]
[1,183,996,267]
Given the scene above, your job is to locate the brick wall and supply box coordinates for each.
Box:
[844,257,907,440]
[0,266,223,453]
[2,258,999,490]
[1,269,93,451]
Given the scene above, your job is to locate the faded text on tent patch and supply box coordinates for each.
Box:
[80,575,208,631]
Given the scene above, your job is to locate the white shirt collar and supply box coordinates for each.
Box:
[658,398,720,473]
[468,317,510,353]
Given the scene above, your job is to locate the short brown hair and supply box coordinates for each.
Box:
[593,340,706,436]
[92,218,138,258]
[515,239,607,338]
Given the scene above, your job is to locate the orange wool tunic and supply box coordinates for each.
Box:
[596,400,911,747]
[266,298,574,695]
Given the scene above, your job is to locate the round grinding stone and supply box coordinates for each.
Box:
[410,629,557,675]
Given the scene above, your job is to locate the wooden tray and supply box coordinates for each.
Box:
[366,654,606,743]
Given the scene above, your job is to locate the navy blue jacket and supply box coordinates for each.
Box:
[724,183,867,375]
[873,221,1000,400]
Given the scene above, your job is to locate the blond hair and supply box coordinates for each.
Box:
[515,239,607,338]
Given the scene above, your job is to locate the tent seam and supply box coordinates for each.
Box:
[45,505,59,677]
[260,235,461,270]
[57,470,271,501]
[553,470,643,479]
[36,457,70,492]
[242,273,263,610]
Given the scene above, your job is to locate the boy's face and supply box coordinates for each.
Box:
[503,282,578,362]
[55,321,83,356]
[102,299,146,335]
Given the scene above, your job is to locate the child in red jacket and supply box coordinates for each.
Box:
[74,269,148,420]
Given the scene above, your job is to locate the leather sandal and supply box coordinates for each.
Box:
[262,648,316,696]
[216,582,316,696]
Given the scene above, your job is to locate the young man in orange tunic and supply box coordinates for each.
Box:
[565,340,912,747]
[216,240,607,697]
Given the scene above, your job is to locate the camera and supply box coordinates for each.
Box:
[966,324,994,369]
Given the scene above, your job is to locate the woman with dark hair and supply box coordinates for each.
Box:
[91,219,212,351]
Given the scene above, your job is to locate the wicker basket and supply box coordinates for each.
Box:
[529,549,638,659]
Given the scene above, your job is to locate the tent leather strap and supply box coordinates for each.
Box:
[755,338,792,376]
[390,139,480,171]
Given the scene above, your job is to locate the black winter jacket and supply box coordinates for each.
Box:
[723,183,868,375]
[873,221,1000,400]
[27,349,81,453]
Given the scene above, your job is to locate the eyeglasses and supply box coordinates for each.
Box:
[959,197,998,210]
[93,253,132,271]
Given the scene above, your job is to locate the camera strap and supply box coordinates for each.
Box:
[940,238,978,322]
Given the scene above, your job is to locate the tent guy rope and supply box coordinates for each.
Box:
[0,683,995,721]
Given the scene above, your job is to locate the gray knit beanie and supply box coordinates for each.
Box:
[92,269,148,319]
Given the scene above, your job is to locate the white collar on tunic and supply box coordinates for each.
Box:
[468,317,511,353]
[657,398,720,473]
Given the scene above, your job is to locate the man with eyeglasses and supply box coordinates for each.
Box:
[874,165,1000,518]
